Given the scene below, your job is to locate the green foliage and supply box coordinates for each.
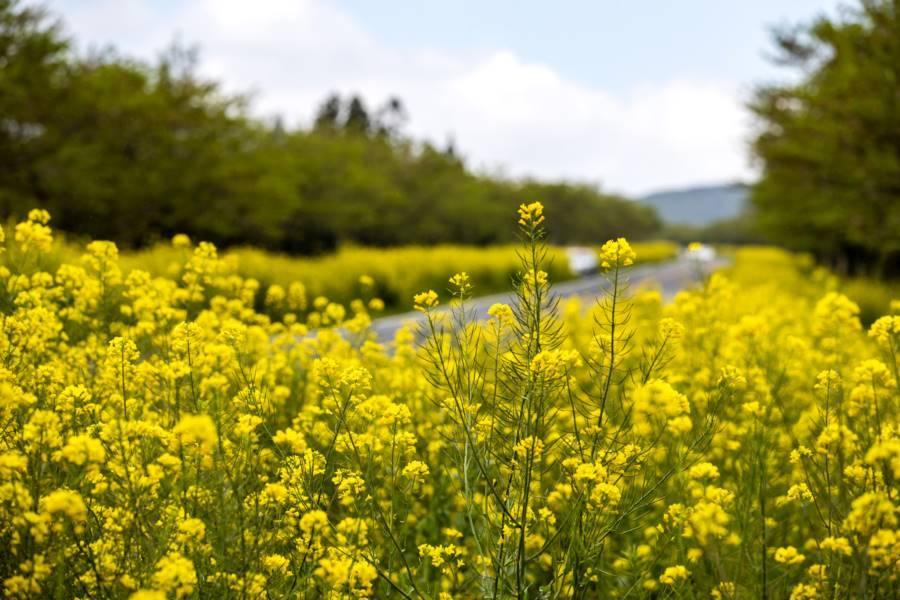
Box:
[0,1,661,254]
[751,0,900,276]
[0,0,68,206]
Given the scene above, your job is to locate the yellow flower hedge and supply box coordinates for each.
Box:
[0,207,897,598]
[110,240,678,315]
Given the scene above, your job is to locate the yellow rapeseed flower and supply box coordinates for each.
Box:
[659,565,689,585]
[599,238,637,268]
[774,546,806,565]
[517,201,545,226]
[413,289,439,312]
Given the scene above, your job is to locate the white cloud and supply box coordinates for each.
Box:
[47,0,755,195]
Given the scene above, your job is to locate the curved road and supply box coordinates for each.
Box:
[370,257,728,343]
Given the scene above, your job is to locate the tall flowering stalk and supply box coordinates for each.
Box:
[417,204,721,598]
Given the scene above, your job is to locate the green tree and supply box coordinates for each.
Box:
[313,93,341,131]
[0,0,69,210]
[0,1,663,254]
[751,0,900,276]
[0,2,289,249]
[344,95,371,135]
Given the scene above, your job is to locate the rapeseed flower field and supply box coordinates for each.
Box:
[0,205,897,598]
[110,240,678,315]
[40,234,678,317]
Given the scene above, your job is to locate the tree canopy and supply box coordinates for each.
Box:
[0,0,660,253]
[751,0,900,276]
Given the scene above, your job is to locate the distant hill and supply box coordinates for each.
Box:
[639,183,749,226]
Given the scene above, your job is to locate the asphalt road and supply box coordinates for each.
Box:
[369,256,729,343]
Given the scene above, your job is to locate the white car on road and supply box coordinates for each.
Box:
[685,243,716,262]
[566,246,600,275]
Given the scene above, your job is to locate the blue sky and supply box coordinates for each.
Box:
[336,1,837,90]
[42,0,842,195]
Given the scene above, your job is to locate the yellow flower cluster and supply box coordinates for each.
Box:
[599,237,637,268]
[631,379,692,436]
[0,211,897,598]
[659,564,690,585]
[517,201,545,227]
[413,289,439,312]
[448,271,472,295]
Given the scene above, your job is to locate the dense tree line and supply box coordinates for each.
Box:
[0,1,660,253]
[752,0,900,276]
